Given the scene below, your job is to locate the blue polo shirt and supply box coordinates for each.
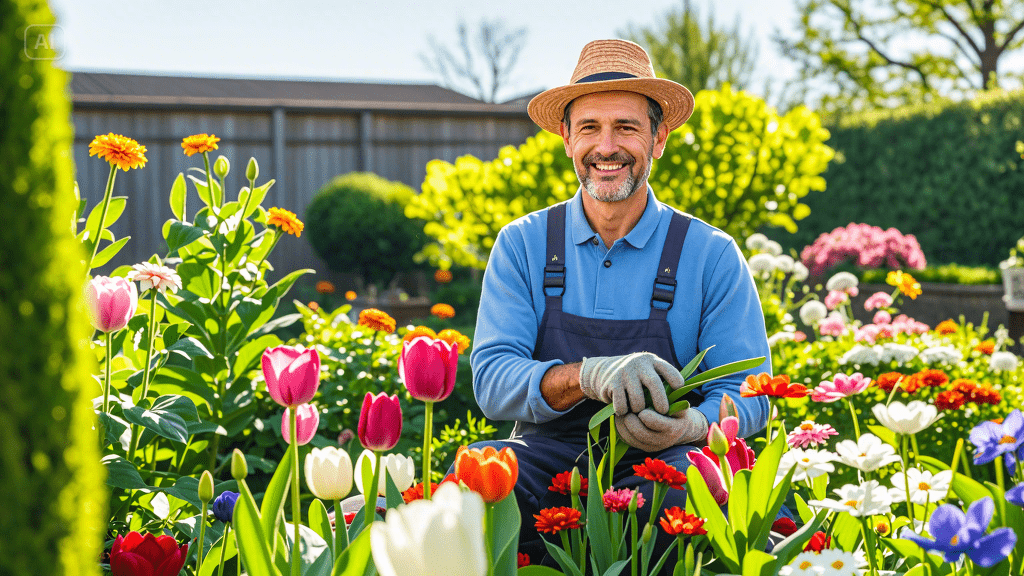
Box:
[470,187,771,439]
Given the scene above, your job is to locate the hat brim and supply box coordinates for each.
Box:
[527,77,694,135]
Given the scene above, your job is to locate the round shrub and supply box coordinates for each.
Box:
[306,172,428,289]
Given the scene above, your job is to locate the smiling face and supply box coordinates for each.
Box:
[560,91,669,203]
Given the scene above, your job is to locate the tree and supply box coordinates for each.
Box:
[776,0,1024,114]
[622,0,759,92]
[421,19,528,103]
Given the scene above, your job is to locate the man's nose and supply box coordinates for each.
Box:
[593,129,619,157]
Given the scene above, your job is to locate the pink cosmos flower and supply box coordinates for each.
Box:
[128,262,182,293]
[787,421,839,448]
[811,372,873,403]
[84,276,138,333]
[824,290,848,310]
[818,314,846,337]
[603,488,644,513]
[845,286,859,297]
[874,310,892,324]
[282,403,319,445]
[864,291,893,311]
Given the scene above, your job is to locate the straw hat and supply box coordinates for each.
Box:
[528,39,694,134]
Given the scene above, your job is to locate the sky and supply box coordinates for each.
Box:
[45,0,801,103]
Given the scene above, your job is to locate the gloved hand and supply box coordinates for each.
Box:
[579,352,683,416]
[616,408,709,452]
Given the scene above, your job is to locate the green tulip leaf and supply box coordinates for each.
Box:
[331,529,374,576]
[678,346,712,380]
[517,567,566,576]
[122,403,190,444]
[741,549,775,576]
[670,356,765,402]
[233,334,283,376]
[587,404,616,433]
[161,476,237,511]
[169,173,186,221]
[491,493,522,576]
[684,464,739,573]
[308,499,334,555]
[234,480,281,576]
[542,538,584,576]
[166,336,214,361]
[197,530,237,576]
[261,447,295,555]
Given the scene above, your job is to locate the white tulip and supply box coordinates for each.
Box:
[370,482,487,576]
[355,449,416,496]
[303,447,353,501]
[872,401,942,435]
[834,433,901,472]
[808,480,892,517]
[799,301,828,326]
[888,468,952,505]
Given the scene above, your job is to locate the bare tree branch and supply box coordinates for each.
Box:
[420,19,528,102]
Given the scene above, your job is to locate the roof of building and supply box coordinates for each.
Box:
[69,71,531,115]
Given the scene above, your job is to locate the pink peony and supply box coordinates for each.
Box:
[787,421,839,448]
[799,223,927,277]
[818,314,846,337]
[602,487,644,513]
[873,310,892,324]
[84,276,138,333]
[864,291,893,311]
[811,372,873,403]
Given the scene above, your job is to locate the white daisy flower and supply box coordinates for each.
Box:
[888,468,952,504]
[872,401,942,435]
[918,345,963,365]
[777,449,836,484]
[808,480,893,517]
[990,350,1019,372]
[834,433,901,472]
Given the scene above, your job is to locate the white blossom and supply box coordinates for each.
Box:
[918,345,963,365]
[826,271,859,291]
[872,401,942,435]
[749,253,776,274]
[808,480,893,517]
[990,351,1019,372]
[799,301,828,325]
[834,433,901,472]
[839,345,882,366]
[879,342,919,365]
[792,262,809,282]
[745,233,769,251]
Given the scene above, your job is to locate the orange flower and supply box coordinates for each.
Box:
[434,269,453,283]
[89,133,148,170]
[902,374,923,393]
[358,308,396,334]
[454,445,518,503]
[740,373,810,399]
[308,301,320,311]
[345,290,357,301]
[437,328,471,353]
[548,470,588,496]
[181,133,220,157]
[632,458,686,490]
[975,340,995,355]
[267,207,304,237]
[951,379,1001,405]
[935,390,965,411]
[875,372,906,393]
[534,506,582,534]
[913,369,949,388]
[659,507,706,536]
[886,271,922,300]
[935,319,958,335]
[431,303,455,319]
[316,280,335,294]
[403,325,438,344]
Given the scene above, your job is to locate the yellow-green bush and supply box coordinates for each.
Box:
[407,85,834,269]
[0,0,105,573]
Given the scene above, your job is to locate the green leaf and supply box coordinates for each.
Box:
[517,567,566,576]
[198,529,238,576]
[670,356,765,402]
[728,470,750,538]
[585,450,615,572]
[384,471,402,510]
[84,195,127,238]
[793,494,814,524]
[150,367,216,409]
[102,454,148,489]
[234,480,282,576]
[679,346,712,379]
[189,174,216,208]
[741,550,775,576]
[770,509,827,569]
[122,403,190,444]
[332,529,374,576]
[162,476,237,511]
[241,180,274,219]
[309,500,334,556]
[91,236,130,268]
[178,262,219,301]
[490,493,522,576]
[233,334,283,376]
[166,336,214,361]
[831,511,862,551]
[867,424,898,449]
[305,548,335,576]
[150,394,200,422]
[261,447,295,555]
[685,464,739,573]
[166,221,207,255]
[170,173,187,221]
[588,404,616,432]
[542,539,584,576]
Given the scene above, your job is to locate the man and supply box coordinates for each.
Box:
[467,39,771,568]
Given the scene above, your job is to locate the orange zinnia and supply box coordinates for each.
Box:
[875,372,906,393]
[975,341,995,355]
[431,303,455,319]
[89,133,148,170]
[403,325,438,344]
[659,507,707,536]
[935,390,966,411]
[886,271,922,300]
[437,328,471,353]
[534,506,582,534]
[740,373,810,399]
[345,290,357,301]
[632,458,686,489]
[935,319,958,335]
[267,207,304,237]
[913,369,949,388]
[434,269,453,283]
[358,308,396,334]
[454,445,518,504]
[316,280,335,294]
[548,470,588,496]
[181,133,220,157]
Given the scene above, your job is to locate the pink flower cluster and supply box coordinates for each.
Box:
[602,487,644,512]
[800,223,927,277]
[853,314,930,344]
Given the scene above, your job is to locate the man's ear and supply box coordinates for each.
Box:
[652,122,670,159]
[560,121,572,157]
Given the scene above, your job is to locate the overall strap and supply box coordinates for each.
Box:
[543,202,567,311]
[650,211,692,321]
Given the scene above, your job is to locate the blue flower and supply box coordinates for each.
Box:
[903,497,1017,567]
[211,491,239,523]
[1008,483,1024,508]
[969,410,1023,466]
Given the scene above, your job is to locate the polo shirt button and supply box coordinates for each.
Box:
[592,238,598,245]
[604,260,612,268]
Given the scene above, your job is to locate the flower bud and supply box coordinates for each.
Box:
[246,157,259,181]
[570,467,581,497]
[213,155,230,179]
[231,448,248,481]
[642,523,653,544]
[628,491,639,514]
[199,470,215,504]
[719,394,738,421]
[707,422,730,456]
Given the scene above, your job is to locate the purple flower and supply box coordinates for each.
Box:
[211,491,239,523]
[969,410,1024,466]
[1008,484,1024,508]
[903,497,1017,567]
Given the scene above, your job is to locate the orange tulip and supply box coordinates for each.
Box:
[454,446,518,503]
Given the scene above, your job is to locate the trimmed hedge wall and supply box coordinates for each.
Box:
[780,90,1024,267]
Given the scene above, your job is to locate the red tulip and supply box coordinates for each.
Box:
[358,392,402,451]
[282,403,319,445]
[84,276,138,333]
[109,531,188,576]
[261,345,320,407]
[399,336,458,402]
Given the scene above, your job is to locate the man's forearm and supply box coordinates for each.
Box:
[540,362,584,411]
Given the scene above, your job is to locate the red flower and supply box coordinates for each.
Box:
[740,373,810,399]
[935,390,966,411]
[875,372,906,393]
[975,341,995,355]
[109,532,188,576]
[402,475,459,503]
[517,553,531,568]
[534,507,582,534]
[804,531,831,552]
[771,517,798,536]
[633,458,686,490]
[659,507,706,536]
[549,470,588,496]
[914,369,949,388]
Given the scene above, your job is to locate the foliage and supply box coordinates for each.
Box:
[776,0,1024,114]
[621,0,758,92]
[860,263,1001,286]
[1000,234,1024,269]
[408,85,834,269]
[779,89,1024,267]
[0,0,105,572]
[305,172,428,291]
[420,18,528,103]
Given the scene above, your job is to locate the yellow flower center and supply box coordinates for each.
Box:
[844,499,860,508]
[831,560,846,569]
[999,435,1016,444]
[801,458,810,463]
[950,535,959,546]
[918,481,931,490]
[799,561,813,569]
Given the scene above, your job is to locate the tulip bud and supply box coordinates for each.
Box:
[641,523,653,544]
[246,157,259,181]
[628,491,638,514]
[707,422,730,456]
[719,394,738,421]
[231,448,248,481]
[213,155,230,179]
[570,467,581,497]
[198,470,215,504]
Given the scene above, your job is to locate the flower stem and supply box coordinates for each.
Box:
[100,330,114,446]
[485,504,495,576]
[608,415,617,492]
[127,292,159,463]
[901,435,916,523]
[290,408,301,576]
[630,507,639,576]
[846,398,862,439]
[332,498,346,562]
[363,451,383,535]
[859,517,880,576]
[423,401,434,499]
[559,530,572,565]
[217,522,231,576]
[85,163,118,272]
[197,501,208,573]
[765,399,773,444]
[248,230,281,292]
[203,152,217,207]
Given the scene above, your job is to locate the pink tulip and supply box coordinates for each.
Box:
[358,392,402,451]
[84,276,138,332]
[811,372,872,403]
[261,345,320,407]
[399,336,458,402]
[687,437,756,505]
[282,403,319,445]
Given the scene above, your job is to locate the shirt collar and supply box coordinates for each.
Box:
[567,185,663,250]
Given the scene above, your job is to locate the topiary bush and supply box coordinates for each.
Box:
[0,0,105,572]
[306,172,428,290]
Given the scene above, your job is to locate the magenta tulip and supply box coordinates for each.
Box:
[399,336,458,402]
[358,392,402,451]
[282,403,319,445]
[84,276,138,333]
[687,434,756,505]
[261,345,320,407]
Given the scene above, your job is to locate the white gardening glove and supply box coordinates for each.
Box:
[616,408,709,452]
[579,352,683,416]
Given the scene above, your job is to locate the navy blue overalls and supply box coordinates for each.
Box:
[462,201,702,573]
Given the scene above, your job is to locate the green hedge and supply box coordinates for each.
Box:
[780,90,1024,267]
[0,0,105,573]
[860,263,1001,285]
